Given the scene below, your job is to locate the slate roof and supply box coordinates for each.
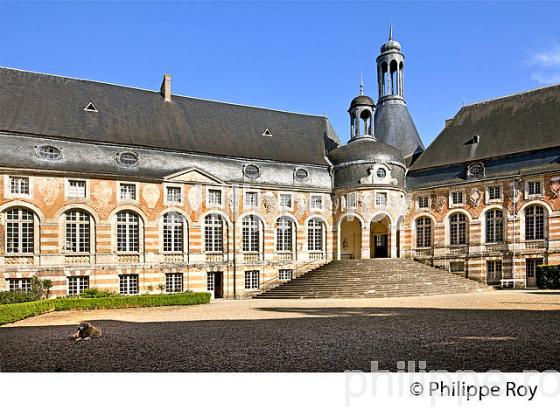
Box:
[0,67,339,166]
[410,84,560,171]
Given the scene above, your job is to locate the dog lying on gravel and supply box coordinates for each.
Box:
[72,322,102,341]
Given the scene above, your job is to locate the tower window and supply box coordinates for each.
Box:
[376,168,387,179]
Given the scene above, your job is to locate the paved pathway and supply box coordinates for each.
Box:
[1,291,559,372]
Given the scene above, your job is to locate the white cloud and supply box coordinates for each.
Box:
[527,40,560,85]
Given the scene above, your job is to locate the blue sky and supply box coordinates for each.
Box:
[1,1,559,146]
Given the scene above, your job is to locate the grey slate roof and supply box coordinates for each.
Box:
[374,99,425,162]
[328,138,405,167]
[410,84,560,171]
[0,67,339,166]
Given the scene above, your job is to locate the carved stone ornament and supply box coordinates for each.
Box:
[550,177,560,198]
[433,195,446,212]
[469,188,481,208]
[92,181,112,207]
[142,184,160,209]
[262,193,276,214]
[359,168,374,184]
[38,177,59,206]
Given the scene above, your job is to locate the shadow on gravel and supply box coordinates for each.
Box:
[1,307,559,372]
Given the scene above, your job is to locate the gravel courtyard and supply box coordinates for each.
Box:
[1,290,559,372]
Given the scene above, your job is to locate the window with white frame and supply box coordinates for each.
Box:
[65,210,91,253]
[310,195,323,210]
[485,209,504,243]
[165,273,183,293]
[9,176,30,195]
[525,205,545,240]
[527,181,542,196]
[346,192,356,209]
[67,276,89,295]
[375,192,387,207]
[244,270,260,289]
[279,269,292,280]
[416,217,432,248]
[163,212,184,253]
[307,218,324,251]
[204,214,223,252]
[5,208,34,254]
[166,186,182,204]
[279,193,292,208]
[276,217,293,252]
[417,196,429,209]
[8,278,32,292]
[67,180,86,198]
[451,191,464,205]
[119,183,137,201]
[119,274,139,295]
[449,213,468,245]
[207,272,216,292]
[116,211,140,252]
[486,260,503,283]
[208,189,222,206]
[245,191,259,208]
[242,215,261,252]
[488,186,501,201]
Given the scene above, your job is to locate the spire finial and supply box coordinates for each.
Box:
[389,21,393,40]
[359,72,364,95]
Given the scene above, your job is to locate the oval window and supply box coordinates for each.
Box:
[117,152,139,167]
[294,168,309,182]
[376,168,387,179]
[37,145,62,161]
[244,164,260,179]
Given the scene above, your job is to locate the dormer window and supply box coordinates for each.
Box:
[36,145,62,161]
[84,102,98,112]
[294,168,309,182]
[117,152,139,167]
[262,129,272,137]
[243,164,260,179]
[467,163,484,180]
[376,168,387,179]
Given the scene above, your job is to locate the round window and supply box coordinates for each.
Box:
[118,152,139,167]
[376,168,387,179]
[37,145,62,161]
[294,168,309,182]
[244,164,260,179]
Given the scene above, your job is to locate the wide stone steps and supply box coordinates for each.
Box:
[255,259,491,299]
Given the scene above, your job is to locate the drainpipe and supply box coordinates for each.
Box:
[232,184,237,299]
[512,175,521,285]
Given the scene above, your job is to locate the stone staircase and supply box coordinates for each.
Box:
[255,259,492,299]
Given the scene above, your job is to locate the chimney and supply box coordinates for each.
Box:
[160,73,172,102]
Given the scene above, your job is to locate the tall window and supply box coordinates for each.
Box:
[68,276,89,295]
[449,213,468,245]
[116,211,140,252]
[163,212,184,253]
[165,273,183,293]
[485,209,504,243]
[9,176,29,195]
[119,274,139,294]
[65,210,91,253]
[525,205,545,240]
[244,270,260,290]
[276,217,293,252]
[242,215,261,252]
[204,214,223,252]
[5,208,34,253]
[416,217,432,248]
[307,218,324,251]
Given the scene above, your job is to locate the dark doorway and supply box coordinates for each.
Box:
[374,234,388,258]
[208,271,224,299]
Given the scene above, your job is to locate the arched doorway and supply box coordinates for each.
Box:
[370,215,391,258]
[339,216,362,259]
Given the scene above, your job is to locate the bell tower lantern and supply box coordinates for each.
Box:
[376,23,405,101]
[348,75,376,141]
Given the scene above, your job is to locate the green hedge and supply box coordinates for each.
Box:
[0,292,211,326]
[536,265,560,289]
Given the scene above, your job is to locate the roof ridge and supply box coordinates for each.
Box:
[0,66,327,119]
[462,83,560,109]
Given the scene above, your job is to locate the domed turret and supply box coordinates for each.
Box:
[348,75,375,141]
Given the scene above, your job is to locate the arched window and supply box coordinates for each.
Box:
[449,213,468,245]
[64,210,92,253]
[163,212,184,253]
[390,60,398,95]
[204,214,223,252]
[307,218,324,251]
[116,211,140,252]
[416,217,432,248]
[5,208,35,254]
[242,215,261,252]
[485,209,504,243]
[525,205,545,240]
[360,110,371,136]
[276,217,294,252]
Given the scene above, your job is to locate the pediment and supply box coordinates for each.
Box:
[165,168,223,184]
